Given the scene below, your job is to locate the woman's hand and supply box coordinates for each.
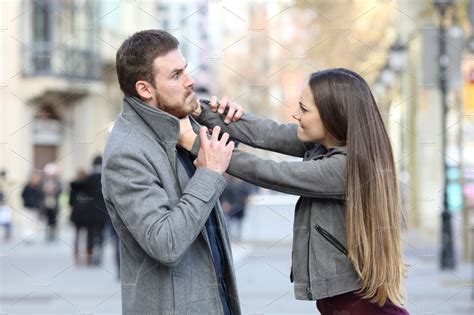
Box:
[191,99,203,117]
[178,116,197,151]
[210,96,244,124]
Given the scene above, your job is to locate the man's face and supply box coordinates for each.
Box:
[147,49,197,118]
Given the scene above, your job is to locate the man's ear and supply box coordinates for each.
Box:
[135,80,154,100]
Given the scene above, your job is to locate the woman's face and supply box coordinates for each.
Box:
[292,84,327,144]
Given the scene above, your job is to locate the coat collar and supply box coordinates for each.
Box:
[123,95,181,147]
[304,143,347,160]
[326,145,347,156]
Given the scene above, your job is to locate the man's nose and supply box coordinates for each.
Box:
[184,73,195,88]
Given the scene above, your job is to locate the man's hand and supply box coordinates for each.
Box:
[178,116,197,151]
[194,126,234,175]
[210,96,244,124]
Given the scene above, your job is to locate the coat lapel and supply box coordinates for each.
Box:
[125,97,216,246]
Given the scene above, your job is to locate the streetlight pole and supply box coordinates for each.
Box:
[433,0,455,270]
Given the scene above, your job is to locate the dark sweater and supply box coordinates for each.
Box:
[176,147,232,315]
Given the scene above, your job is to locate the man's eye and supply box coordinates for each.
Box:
[172,72,180,79]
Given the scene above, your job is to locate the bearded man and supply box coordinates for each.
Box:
[102,30,240,315]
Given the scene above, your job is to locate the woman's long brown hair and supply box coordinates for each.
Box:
[309,69,405,307]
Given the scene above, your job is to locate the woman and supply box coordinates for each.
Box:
[179,68,409,314]
[41,163,62,242]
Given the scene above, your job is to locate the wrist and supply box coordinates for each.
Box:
[191,103,203,118]
[200,166,224,175]
[182,133,197,151]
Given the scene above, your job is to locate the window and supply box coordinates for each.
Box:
[32,1,51,43]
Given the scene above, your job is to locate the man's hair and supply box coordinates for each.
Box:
[116,30,179,97]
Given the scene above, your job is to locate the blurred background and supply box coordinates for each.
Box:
[0,0,473,314]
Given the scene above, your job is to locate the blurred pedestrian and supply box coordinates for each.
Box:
[69,168,89,265]
[0,191,12,241]
[21,172,43,242]
[41,163,62,242]
[220,174,257,241]
[180,68,409,314]
[70,156,108,266]
[0,170,11,241]
[104,215,120,279]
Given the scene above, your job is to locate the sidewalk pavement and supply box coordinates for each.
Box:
[402,229,473,314]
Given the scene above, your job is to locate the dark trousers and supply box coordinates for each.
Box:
[74,224,104,265]
[45,207,58,241]
[104,219,120,278]
[316,291,409,315]
[0,223,11,240]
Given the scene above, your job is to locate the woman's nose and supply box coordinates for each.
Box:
[292,113,301,121]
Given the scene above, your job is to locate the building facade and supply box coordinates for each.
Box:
[0,0,212,220]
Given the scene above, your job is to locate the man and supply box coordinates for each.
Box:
[102,30,240,314]
[70,156,108,266]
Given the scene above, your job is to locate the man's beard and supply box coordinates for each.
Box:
[155,90,197,119]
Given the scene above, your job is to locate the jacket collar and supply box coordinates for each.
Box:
[123,95,180,147]
[305,143,347,160]
[326,145,347,156]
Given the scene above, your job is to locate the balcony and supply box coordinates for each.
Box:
[22,41,102,81]
[22,0,102,81]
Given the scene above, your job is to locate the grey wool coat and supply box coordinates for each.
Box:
[192,104,363,301]
[102,96,241,314]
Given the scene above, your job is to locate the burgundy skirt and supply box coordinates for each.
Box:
[316,291,409,315]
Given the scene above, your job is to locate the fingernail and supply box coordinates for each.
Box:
[218,109,224,113]
[224,119,230,124]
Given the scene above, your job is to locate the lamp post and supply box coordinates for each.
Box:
[388,40,407,71]
[372,40,407,98]
[433,0,455,270]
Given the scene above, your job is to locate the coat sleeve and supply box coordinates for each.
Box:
[190,141,346,199]
[196,104,315,157]
[102,151,227,266]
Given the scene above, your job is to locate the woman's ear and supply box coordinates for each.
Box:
[135,80,153,101]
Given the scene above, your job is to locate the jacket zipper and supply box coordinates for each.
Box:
[314,224,348,256]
